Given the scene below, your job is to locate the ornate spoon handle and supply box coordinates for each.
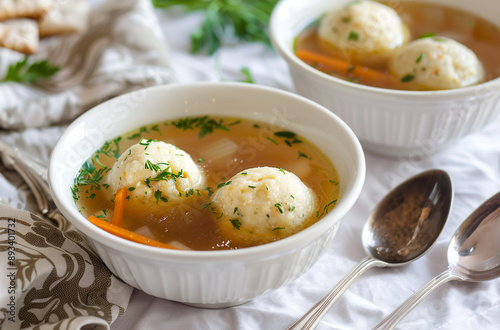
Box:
[289,256,388,330]
[372,270,462,330]
[0,140,69,231]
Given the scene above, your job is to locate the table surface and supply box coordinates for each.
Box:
[1,3,498,329]
[109,8,500,330]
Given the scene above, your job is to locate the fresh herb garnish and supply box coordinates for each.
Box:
[401,74,415,83]
[153,0,280,55]
[239,67,256,83]
[274,203,284,214]
[171,116,230,138]
[274,131,296,139]
[96,137,122,159]
[348,31,359,41]
[1,57,59,83]
[274,131,302,146]
[267,137,278,145]
[74,160,110,190]
[217,180,232,189]
[416,52,424,64]
[154,190,162,203]
[418,32,436,39]
[230,219,242,230]
[71,185,80,201]
[297,151,310,160]
[316,199,338,218]
[341,16,351,23]
[145,159,162,172]
[139,138,157,149]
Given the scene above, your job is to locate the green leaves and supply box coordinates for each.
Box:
[1,57,59,83]
[171,115,230,139]
[153,0,280,55]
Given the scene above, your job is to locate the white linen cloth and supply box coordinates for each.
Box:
[111,8,500,330]
[0,3,499,330]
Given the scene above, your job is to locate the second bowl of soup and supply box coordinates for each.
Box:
[270,0,500,157]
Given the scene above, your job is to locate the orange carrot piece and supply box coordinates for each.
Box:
[295,49,399,86]
[111,187,128,226]
[88,215,179,250]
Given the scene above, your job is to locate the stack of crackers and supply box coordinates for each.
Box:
[0,0,89,54]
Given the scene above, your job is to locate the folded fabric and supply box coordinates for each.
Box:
[0,204,133,330]
[0,0,175,129]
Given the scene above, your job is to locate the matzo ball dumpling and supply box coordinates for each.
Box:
[318,0,409,67]
[389,36,484,90]
[212,167,316,245]
[107,140,205,203]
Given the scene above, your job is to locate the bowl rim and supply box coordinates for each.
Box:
[269,0,500,100]
[49,81,366,262]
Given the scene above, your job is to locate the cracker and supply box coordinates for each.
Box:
[39,0,89,38]
[0,0,53,21]
[0,19,39,54]
[0,23,8,41]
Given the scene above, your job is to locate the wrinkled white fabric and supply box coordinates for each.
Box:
[111,9,500,330]
[0,3,499,330]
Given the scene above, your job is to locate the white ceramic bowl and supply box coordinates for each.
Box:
[270,0,500,158]
[49,82,365,308]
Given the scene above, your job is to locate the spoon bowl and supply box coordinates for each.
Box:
[374,191,500,329]
[289,169,453,330]
[363,170,453,264]
[448,194,500,281]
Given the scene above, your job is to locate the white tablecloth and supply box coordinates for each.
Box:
[0,3,499,329]
[111,8,500,330]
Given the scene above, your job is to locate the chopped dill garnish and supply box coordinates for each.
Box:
[171,116,230,138]
[316,199,338,218]
[267,137,278,145]
[401,74,415,83]
[230,219,242,230]
[217,180,232,189]
[348,31,359,41]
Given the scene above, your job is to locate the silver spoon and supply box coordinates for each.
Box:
[373,191,500,330]
[289,169,453,330]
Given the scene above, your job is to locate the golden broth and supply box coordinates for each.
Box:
[295,1,500,90]
[73,116,340,250]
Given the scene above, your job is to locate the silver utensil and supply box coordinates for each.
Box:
[373,191,500,330]
[0,139,68,231]
[289,169,453,330]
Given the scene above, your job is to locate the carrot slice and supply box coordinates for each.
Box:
[295,49,401,87]
[111,187,128,226]
[88,215,179,250]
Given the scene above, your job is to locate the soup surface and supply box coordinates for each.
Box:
[295,1,500,90]
[72,116,340,250]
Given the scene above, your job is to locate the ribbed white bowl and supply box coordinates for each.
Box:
[49,82,365,307]
[270,0,500,158]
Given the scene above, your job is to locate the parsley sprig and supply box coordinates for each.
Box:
[153,0,280,55]
[1,57,59,83]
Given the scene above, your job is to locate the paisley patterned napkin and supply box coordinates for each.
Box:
[0,0,175,129]
[0,204,133,330]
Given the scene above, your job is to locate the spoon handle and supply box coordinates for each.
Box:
[372,270,462,330]
[288,256,387,330]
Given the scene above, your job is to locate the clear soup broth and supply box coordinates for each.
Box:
[295,1,500,90]
[73,116,340,250]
